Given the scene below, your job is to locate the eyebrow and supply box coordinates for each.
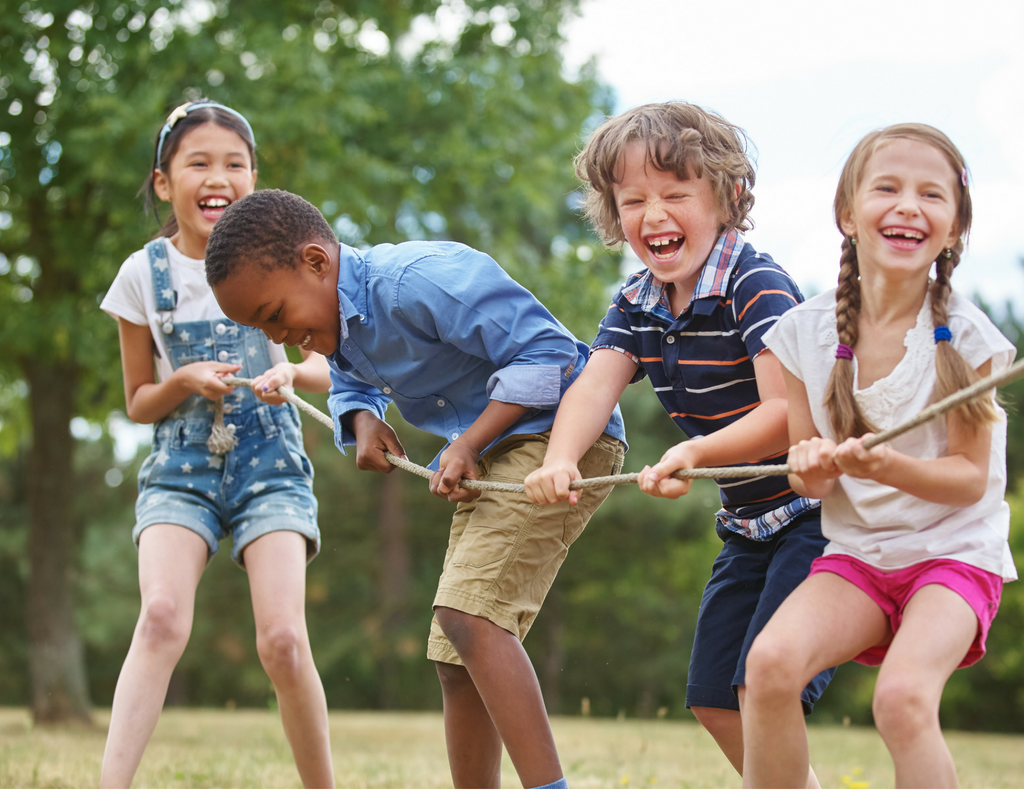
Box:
[181,149,250,159]
[251,301,272,323]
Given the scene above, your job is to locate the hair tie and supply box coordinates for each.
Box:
[155,102,256,168]
[835,343,854,360]
[934,326,952,344]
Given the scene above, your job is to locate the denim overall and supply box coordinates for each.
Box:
[132,239,320,566]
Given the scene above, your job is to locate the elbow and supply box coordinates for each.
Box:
[952,477,987,508]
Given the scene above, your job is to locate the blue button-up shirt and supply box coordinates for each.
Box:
[327,241,626,468]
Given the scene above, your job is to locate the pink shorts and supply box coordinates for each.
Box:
[808,554,1003,668]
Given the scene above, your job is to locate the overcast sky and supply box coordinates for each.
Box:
[562,0,1024,310]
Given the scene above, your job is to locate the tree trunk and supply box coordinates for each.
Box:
[539,584,564,715]
[375,468,411,708]
[25,359,92,724]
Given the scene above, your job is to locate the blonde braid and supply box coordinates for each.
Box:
[824,236,877,441]
[930,244,999,430]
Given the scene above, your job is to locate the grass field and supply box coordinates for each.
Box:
[1,706,1022,789]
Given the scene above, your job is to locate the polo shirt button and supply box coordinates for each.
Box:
[215,323,227,335]
[666,335,675,344]
[383,387,391,395]
[161,321,174,334]
[218,351,229,362]
[451,433,459,440]
[437,399,445,407]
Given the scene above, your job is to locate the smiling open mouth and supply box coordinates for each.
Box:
[300,333,311,348]
[199,197,231,219]
[647,235,684,257]
[880,227,925,245]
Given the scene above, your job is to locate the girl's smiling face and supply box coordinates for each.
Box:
[842,138,960,279]
[154,122,257,260]
[612,141,730,316]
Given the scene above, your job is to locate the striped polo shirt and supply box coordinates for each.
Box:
[592,230,818,540]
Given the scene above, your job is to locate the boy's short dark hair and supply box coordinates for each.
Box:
[206,189,338,285]
[574,102,757,245]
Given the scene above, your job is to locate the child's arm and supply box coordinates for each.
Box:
[638,350,791,499]
[830,361,993,507]
[249,348,331,406]
[430,399,529,503]
[782,364,841,499]
[117,318,240,424]
[524,349,636,506]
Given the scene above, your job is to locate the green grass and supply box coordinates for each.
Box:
[0,706,1022,789]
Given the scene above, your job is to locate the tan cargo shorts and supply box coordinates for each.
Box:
[427,431,625,664]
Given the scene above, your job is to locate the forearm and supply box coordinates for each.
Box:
[543,376,619,466]
[870,451,988,507]
[686,397,790,467]
[456,399,528,457]
[292,351,331,393]
[125,372,196,424]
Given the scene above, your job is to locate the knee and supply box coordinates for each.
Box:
[691,705,737,738]
[137,594,191,655]
[744,634,805,701]
[434,607,483,661]
[435,660,476,698]
[256,623,306,683]
[872,676,935,743]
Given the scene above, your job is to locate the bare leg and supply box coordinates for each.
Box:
[742,573,890,788]
[436,661,503,788]
[100,525,208,788]
[872,585,977,788]
[693,698,820,787]
[435,607,562,788]
[245,531,334,788]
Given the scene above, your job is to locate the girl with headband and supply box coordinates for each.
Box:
[98,100,334,787]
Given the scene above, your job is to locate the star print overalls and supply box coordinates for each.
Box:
[133,239,320,566]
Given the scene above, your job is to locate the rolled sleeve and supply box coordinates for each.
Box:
[486,363,562,407]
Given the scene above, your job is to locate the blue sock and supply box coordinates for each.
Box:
[531,777,568,789]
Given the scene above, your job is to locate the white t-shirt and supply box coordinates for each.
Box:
[100,238,287,383]
[764,289,1017,581]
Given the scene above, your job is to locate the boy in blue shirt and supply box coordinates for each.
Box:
[206,189,626,789]
[524,103,834,787]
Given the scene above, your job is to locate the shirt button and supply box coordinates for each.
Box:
[215,323,227,335]
[359,314,365,321]
[666,335,675,344]
[223,403,233,413]
[437,399,445,407]
[218,351,229,362]
[383,387,391,395]
[451,433,460,440]
[161,321,174,334]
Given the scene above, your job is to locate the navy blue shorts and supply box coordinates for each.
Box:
[685,508,834,715]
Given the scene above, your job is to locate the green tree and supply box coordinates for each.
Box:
[0,0,616,722]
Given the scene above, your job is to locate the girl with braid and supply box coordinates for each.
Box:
[742,124,1017,789]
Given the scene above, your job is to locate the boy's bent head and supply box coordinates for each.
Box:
[206,189,343,355]
[205,189,338,284]
[575,102,756,245]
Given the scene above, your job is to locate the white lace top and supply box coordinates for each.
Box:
[764,288,1017,580]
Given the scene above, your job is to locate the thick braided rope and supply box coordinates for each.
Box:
[221,355,1024,494]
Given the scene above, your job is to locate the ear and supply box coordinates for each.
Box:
[945,223,960,250]
[300,242,332,276]
[247,168,258,194]
[838,209,857,238]
[153,170,171,202]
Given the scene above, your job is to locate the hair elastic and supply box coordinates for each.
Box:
[934,326,952,344]
[836,343,854,360]
[155,101,256,167]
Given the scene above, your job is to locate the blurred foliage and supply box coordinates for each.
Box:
[0,0,1022,734]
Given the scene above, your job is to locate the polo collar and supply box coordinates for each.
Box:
[621,229,745,321]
